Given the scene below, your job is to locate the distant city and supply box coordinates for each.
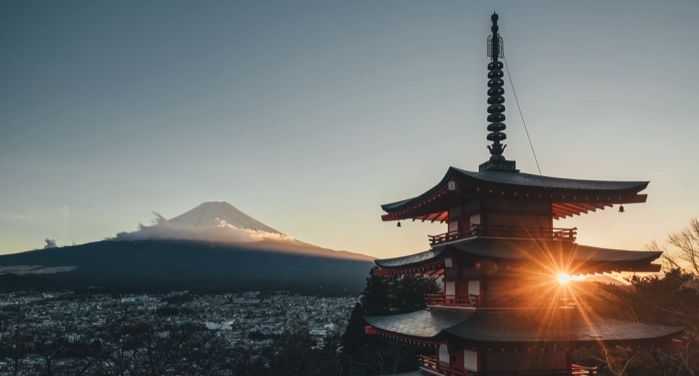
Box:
[0,290,356,374]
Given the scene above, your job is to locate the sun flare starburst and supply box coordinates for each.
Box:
[556,272,586,284]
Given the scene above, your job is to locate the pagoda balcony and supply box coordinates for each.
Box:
[418,355,597,375]
[425,293,479,308]
[418,355,472,376]
[428,225,577,245]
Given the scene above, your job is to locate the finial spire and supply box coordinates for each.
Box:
[486,13,506,162]
[480,12,517,172]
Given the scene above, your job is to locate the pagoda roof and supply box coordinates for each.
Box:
[365,309,472,338]
[381,167,649,221]
[375,238,661,274]
[376,248,444,269]
[453,168,647,191]
[365,308,682,344]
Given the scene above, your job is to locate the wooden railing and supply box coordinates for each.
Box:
[425,293,479,307]
[428,229,471,245]
[417,355,596,376]
[428,225,577,245]
[418,355,471,376]
[571,364,598,376]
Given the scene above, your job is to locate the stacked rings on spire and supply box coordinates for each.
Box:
[486,13,506,162]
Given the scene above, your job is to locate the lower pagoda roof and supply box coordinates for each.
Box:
[375,237,661,274]
[365,308,682,345]
[365,309,473,338]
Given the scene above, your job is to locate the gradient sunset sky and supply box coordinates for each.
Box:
[1,0,698,258]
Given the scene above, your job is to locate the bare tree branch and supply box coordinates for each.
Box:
[654,218,699,275]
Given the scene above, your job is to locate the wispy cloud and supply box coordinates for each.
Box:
[114,216,294,244]
[0,265,76,275]
[0,212,37,223]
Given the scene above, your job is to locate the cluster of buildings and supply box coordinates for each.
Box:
[170,291,353,348]
[0,290,356,373]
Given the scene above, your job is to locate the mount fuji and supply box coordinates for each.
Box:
[0,202,374,293]
[168,201,282,232]
[115,201,288,244]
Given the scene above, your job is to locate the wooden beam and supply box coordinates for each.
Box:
[552,204,576,218]
[558,203,585,216]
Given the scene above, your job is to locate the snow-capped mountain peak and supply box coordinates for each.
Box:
[115,201,287,243]
[167,201,281,234]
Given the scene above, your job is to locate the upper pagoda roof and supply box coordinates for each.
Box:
[381,167,649,221]
[454,168,648,191]
[375,237,661,274]
[365,308,682,344]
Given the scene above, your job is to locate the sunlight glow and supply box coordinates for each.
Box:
[556,272,586,284]
[491,240,616,358]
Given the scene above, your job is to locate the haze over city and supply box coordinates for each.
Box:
[2,0,698,258]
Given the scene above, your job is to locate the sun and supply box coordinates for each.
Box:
[556,272,585,284]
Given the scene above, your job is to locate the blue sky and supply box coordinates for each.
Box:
[1,0,698,258]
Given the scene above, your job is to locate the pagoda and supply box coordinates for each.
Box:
[364,13,682,376]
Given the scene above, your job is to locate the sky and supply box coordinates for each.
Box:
[1,0,698,258]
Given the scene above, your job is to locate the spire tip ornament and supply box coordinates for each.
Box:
[480,12,517,172]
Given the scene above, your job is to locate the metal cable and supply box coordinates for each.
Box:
[503,56,542,175]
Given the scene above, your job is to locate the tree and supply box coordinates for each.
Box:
[0,329,32,376]
[340,270,439,375]
[269,328,325,376]
[588,269,699,375]
[654,218,699,275]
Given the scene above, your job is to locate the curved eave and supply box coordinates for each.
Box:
[444,310,683,345]
[365,308,474,339]
[572,244,661,264]
[381,184,452,223]
[453,167,649,192]
[366,309,683,346]
[381,167,649,221]
[380,170,455,212]
[374,238,662,273]
[375,247,447,269]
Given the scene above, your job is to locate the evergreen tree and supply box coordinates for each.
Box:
[582,269,699,375]
[340,268,439,375]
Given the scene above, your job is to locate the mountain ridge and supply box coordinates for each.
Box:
[0,202,375,293]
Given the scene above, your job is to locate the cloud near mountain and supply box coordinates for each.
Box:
[114,201,294,244]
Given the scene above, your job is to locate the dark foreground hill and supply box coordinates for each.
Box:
[0,239,375,294]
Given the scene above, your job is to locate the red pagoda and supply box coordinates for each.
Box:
[364,13,682,376]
